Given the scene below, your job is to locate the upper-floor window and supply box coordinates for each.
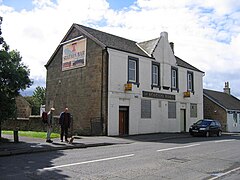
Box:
[171,67,178,90]
[152,62,160,88]
[187,71,194,92]
[128,56,139,86]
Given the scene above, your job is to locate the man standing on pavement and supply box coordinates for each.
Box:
[46,107,55,143]
[59,107,71,142]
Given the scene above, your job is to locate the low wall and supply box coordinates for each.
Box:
[2,116,61,133]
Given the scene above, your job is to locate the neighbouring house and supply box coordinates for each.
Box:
[203,82,240,132]
[16,96,32,118]
[45,23,204,136]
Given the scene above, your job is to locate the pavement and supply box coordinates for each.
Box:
[0,132,238,157]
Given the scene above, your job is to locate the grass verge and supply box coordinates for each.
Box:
[2,130,60,139]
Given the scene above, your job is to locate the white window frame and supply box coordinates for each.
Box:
[187,71,194,92]
[171,68,177,89]
[128,59,137,83]
[152,64,159,86]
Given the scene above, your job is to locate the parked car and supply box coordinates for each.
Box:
[189,119,222,137]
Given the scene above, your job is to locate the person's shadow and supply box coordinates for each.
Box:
[0,137,70,179]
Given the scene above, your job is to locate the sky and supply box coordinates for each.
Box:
[0,0,240,98]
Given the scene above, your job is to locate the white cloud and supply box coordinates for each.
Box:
[0,0,239,98]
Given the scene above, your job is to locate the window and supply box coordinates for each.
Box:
[187,71,194,92]
[171,67,178,90]
[128,57,139,86]
[152,62,160,88]
[141,99,151,118]
[190,103,197,117]
[233,113,237,123]
[168,102,176,118]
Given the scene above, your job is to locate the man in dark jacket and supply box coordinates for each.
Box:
[59,107,71,142]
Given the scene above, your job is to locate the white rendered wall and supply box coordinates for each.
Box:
[107,34,204,136]
[227,113,240,132]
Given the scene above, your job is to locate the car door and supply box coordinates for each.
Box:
[210,121,217,135]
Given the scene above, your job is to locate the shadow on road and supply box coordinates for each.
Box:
[0,141,70,179]
[120,133,240,144]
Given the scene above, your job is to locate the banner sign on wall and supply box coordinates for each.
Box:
[62,38,86,71]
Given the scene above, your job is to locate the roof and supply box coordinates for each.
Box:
[203,89,240,111]
[46,23,203,73]
[137,38,203,73]
[75,24,148,57]
[137,38,160,57]
[175,56,203,73]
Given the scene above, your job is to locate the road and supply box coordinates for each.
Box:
[1,134,240,179]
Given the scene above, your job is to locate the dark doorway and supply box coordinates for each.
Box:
[119,106,129,136]
[180,109,186,132]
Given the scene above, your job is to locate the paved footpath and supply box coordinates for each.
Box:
[1,132,236,157]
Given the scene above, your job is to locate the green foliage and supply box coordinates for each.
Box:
[2,130,60,139]
[24,86,46,115]
[0,17,33,123]
[33,86,46,105]
[0,49,33,120]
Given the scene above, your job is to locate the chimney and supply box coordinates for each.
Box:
[223,82,230,95]
[170,42,174,54]
[160,31,168,41]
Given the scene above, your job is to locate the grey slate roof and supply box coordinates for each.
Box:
[175,56,203,73]
[46,23,203,73]
[204,89,240,111]
[137,38,159,56]
[75,24,148,57]
[137,37,203,73]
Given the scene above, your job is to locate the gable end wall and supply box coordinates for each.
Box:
[46,28,107,135]
[203,96,227,131]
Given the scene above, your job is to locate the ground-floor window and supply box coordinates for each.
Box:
[233,113,237,123]
[190,103,197,118]
[168,102,176,118]
[141,99,151,118]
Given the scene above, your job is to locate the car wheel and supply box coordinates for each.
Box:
[217,130,222,137]
[206,131,210,137]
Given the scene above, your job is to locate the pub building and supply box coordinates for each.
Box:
[45,24,204,136]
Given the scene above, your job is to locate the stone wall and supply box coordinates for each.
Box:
[2,116,62,134]
[203,96,227,131]
[45,27,107,135]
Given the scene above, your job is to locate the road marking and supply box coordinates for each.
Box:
[214,139,236,143]
[43,154,135,170]
[157,144,200,152]
[209,166,240,180]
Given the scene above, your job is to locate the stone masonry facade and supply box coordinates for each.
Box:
[45,28,108,135]
[16,96,32,118]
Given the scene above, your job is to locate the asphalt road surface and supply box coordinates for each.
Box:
[1,134,240,180]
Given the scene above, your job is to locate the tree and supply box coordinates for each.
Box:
[0,17,33,139]
[33,86,46,106]
[25,86,46,115]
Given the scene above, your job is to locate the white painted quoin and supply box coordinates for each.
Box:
[107,32,204,136]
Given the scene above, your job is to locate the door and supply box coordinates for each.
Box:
[180,109,186,132]
[119,106,129,136]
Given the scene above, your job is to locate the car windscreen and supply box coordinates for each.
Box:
[196,120,211,126]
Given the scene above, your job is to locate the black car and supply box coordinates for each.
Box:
[189,119,222,137]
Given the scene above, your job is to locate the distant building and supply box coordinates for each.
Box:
[45,24,204,136]
[16,96,31,118]
[204,82,240,132]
